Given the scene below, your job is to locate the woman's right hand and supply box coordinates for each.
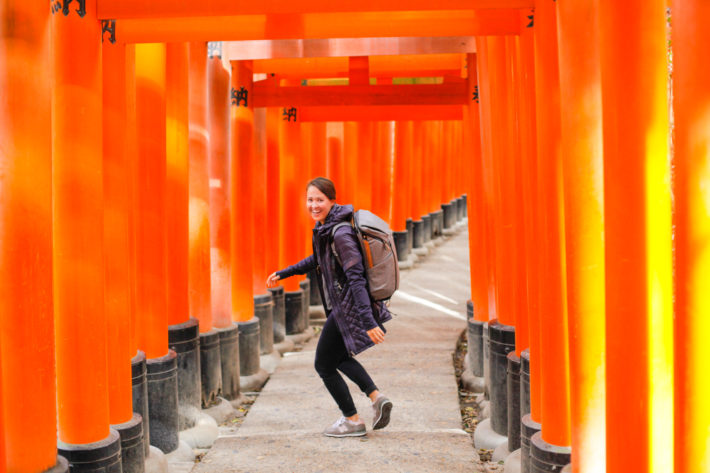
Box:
[266,272,281,288]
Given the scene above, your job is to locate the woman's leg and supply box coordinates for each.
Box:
[314,315,358,417]
[337,357,377,397]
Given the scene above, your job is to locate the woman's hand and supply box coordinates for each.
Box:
[266,272,281,288]
[367,326,385,345]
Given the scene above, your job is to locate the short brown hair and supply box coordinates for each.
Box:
[306,177,336,200]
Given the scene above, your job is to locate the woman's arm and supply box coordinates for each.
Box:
[332,227,379,331]
[275,254,317,280]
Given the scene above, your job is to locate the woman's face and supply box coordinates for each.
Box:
[307,185,335,224]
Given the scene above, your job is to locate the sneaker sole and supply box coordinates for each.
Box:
[373,400,392,430]
[323,430,367,438]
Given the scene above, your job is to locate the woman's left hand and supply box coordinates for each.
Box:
[367,326,385,344]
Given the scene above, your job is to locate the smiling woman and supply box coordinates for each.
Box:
[266,176,393,438]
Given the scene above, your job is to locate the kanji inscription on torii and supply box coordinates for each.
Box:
[231,87,248,107]
[282,107,297,122]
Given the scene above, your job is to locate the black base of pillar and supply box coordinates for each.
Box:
[421,215,432,243]
[238,317,261,377]
[217,324,239,401]
[521,348,531,417]
[255,294,274,355]
[285,290,305,335]
[58,429,121,473]
[531,431,571,473]
[112,413,145,473]
[405,218,414,253]
[442,202,456,229]
[200,329,222,408]
[466,302,485,377]
[430,210,443,237]
[521,414,542,473]
[299,279,311,330]
[507,352,522,452]
[483,322,490,400]
[44,456,69,473]
[168,318,201,430]
[147,350,179,453]
[393,230,409,262]
[412,220,424,249]
[456,197,465,221]
[489,319,515,436]
[462,194,468,218]
[268,286,286,343]
[307,270,322,306]
[131,351,149,455]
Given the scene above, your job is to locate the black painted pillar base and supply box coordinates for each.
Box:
[488,319,515,436]
[199,329,222,408]
[306,270,322,306]
[268,286,286,343]
[44,456,69,473]
[254,294,274,355]
[285,290,305,334]
[217,323,239,401]
[507,352,522,452]
[147,350,179,454]
[168,318,201,430]
[299,279,311,330]
[112,413,145,473]
[521,348,531,417]
[530,431,571,473]
[405,218,414,253]
[441,202,456,229]
[421,215,432,243]
[521,414,542,473]
[466,302,485,377]
[430,210,444,237]
[412,220,424,249]
[393,230,409,262]
[58,429,122,472]
[483,322,490,400]
[131,351,149,455]
[462,194,468,218]
[238,317,261,377]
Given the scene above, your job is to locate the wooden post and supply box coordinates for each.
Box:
[0,1,58,470]
[52,0,111,445]
[188,42,213,332]
[556,1,607,471]
[600,0,674,471]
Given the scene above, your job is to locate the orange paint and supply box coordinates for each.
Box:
[207,55,232,328]
[230,61,256,322]
[356,122,374,211]
[464,54,489,324]
[53,0,110,443]
[116,10,521,44]
[253,109,269,296]
[372,121,394,224]
[166,43,190,326]
[672,2,710,471]
[344,122,360,207]
[533,0,571,447]
[187,42,213,333]
[600,0,674,471]
[514,16,542,422]
[135,43,169,360]
[296,105,462,122]
[309,122,327,178]
[103,40,134,425]
[0,1,58,469]
[265,108,282,278]
[99,0,534,19]
[125,45,139,357]
[556,2,607,471]
[279,108,304,292]
[326,122,345,200]
[391,121,413,232]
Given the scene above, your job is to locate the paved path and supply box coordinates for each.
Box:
[192,227,476,473]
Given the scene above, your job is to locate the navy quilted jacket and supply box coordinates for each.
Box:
[276,204,392,355]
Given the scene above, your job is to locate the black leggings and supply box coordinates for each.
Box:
[314,315,377,417]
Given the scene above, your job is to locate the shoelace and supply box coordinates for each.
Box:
[332,416,347,429]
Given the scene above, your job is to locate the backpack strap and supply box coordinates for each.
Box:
[330,221,353,267]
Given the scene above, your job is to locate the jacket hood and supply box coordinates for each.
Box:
[315,203,353,236]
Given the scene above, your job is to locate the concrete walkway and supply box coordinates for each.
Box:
[192,227,476,473]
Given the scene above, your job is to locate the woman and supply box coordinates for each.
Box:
[267,177,393,438]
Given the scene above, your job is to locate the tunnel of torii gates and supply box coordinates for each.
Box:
[1,0,709,472]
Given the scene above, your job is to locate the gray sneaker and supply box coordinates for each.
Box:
[323,416,366,437]
[372,395,393,430]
